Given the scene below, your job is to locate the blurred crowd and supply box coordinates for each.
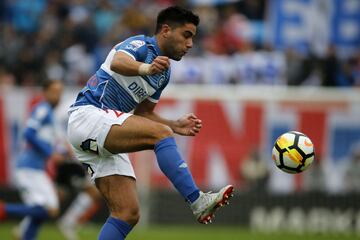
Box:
[0,0,359,87]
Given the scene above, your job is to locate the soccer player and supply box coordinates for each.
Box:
[0,80,64,239]
[67,6,234,240]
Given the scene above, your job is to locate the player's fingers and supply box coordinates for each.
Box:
[191,119,202,128]
[189,130,196,136]
[192,127,200,133]
[153,56,167,62]
[187,113,197,118]
[156,56,170,63]
[150,63,163,74]
[188,113,201,122]
[194,119,202,124]
[190,127,201,135]
[154,58,170,69]
[156,56,170,66]
[153,61,167,71]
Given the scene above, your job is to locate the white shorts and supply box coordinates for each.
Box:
[67,105,135,180]
[15,168,59,209]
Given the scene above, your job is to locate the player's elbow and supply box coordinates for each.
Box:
[110,60,121,73]
[110,64,129,77]
[110,58,130,76]
[110,53,137,76]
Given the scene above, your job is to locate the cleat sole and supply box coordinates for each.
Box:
[198,185,234,224]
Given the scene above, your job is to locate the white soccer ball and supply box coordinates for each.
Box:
[272,131,315,174]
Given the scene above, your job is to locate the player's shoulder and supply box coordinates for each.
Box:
[116,35,149,50]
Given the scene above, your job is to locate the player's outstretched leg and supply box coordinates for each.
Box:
[102,115,234,224]
[154,137,201,203]
[154,137,234,224]
[0,203,49,220]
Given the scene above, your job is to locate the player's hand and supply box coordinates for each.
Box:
[173,113,202,136]
[149,56,170,74]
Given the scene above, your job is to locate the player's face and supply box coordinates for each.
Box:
[45,82,64,108]
[164,23,196,61]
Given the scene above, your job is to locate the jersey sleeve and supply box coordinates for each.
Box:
[24,128,53,157]
[27,104,50,130]
[24,104,53,157]
[114,36,148,62]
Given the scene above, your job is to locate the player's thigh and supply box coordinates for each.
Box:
[68,105,172,155]
[104,114,173,154]
[95,175,139,220]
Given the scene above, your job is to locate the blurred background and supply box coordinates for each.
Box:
[0,0,360,239]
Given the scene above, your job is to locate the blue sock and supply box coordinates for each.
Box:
[22,217,44,240]
[154,137,200,203]
[98,217,132,240]
[4,204,48,219]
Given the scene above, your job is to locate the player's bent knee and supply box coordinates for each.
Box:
[112,207,140,226]
[154,124,173,142]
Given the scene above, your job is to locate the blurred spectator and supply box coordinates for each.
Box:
[302,156,326,193]
[320,45,339,87]
[337,56,358,87]
[0,65,15,89]
[285,49,307,86]
[240,149,269,192]
[344,145,360,193]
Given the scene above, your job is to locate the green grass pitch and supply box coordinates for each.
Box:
[0,222,357,240]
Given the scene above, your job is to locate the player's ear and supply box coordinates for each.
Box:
[161,24,171,38]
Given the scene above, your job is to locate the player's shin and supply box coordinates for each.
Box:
[98,217,132,240]
[4,204,49,219]
[154,137,200,203]
[22,217,44,240]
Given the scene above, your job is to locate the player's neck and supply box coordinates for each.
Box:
[154,35,166,56]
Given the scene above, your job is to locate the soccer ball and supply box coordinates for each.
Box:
[272,131,315,174]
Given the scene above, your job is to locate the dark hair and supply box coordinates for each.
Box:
[155,6,200,34]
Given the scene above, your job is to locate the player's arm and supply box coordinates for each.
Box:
[110,52,170,76]
[134,99,202,136]
[24,127,53,158]
[24,106,55,157]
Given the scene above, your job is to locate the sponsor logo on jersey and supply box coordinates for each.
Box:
[125,40,145,51]
[128,82,148,99]
[158,75,165,88]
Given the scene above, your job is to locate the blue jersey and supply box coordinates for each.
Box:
[17,101,57,170]
[72,35,171,112]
